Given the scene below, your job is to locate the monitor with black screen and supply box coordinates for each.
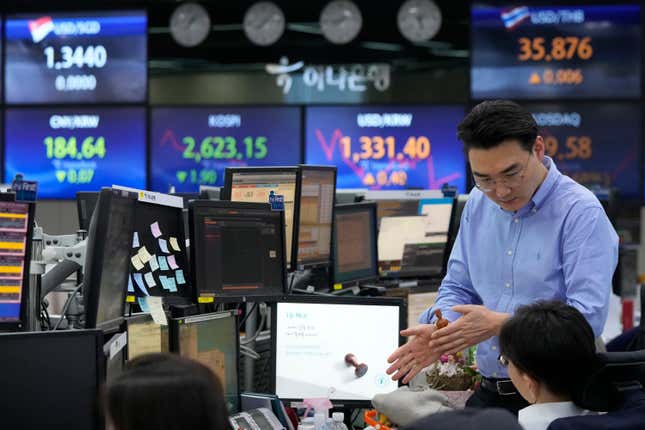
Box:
[271,296,404,407]
[0,329,103,429]
[122,189,192,303]
[76,191,99,230]
[189,200,286,302]
[126,314,169,360]
[333,202,378,285]
[170,310,240,413]
[0,196,35,332]
[84,187,137,332]
[223,167,300,271]
[377,197,455,278]
[296,166,336,269]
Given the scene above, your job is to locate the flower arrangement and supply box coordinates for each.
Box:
[425,349,481,391]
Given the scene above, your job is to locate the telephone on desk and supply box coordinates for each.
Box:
[230,408,285,430]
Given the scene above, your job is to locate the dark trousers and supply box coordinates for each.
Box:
[465,383,530,416]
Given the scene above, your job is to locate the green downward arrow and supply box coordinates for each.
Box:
[176,171,187,183]
[55,170,66,183]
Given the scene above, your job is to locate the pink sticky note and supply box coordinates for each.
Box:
[150,221,163,238]
[167,255,179,270]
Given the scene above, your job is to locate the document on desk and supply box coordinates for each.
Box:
[378,216,444,261]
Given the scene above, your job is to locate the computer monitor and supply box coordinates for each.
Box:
[125,189,192,302]
[0,197,35,332]
[223,167,300,270]
[76,191,99,231]
[296,166,337,269]
[335,189,367,204]
[126,314,169,360]
[189,201,287,302]
[0,329,103,429]
[170,310,240,413]
[378,197,455,278]
[364,190,444,227]
[272,296,405,407]
[332,202,378,285]
[84,188,138,332]
[199,186,221,200]
[446,194,469,256]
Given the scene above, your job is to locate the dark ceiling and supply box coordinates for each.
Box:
[2,0,471,72]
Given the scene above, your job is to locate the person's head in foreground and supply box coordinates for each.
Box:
[458,99,548,212]
[499,300,597,429]
[104,353,231,430]
[404,408,522,430]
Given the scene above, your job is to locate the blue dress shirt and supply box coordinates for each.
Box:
[419,156,618,378]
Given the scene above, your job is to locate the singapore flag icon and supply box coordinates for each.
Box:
[28,16,54,43]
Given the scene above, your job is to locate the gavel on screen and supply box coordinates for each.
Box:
[432,309,450,329]
[345,353,368,378]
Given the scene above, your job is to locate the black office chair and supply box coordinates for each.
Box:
[547,350,645,430]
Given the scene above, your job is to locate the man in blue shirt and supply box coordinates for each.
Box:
[386,100,618,414]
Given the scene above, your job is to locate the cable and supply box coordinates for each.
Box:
[288,272,296,294]
[52,283,83,331]
[40,301,52,330]
[240,309,266,345]
[240,344,261,360]
[238,302,259,330]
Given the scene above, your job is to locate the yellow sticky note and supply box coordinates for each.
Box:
[198,296,214,303]
[131,254,144,271]
[333,283,343,291]
[169,237,181,252]
[126,295,136,303]
[138,246,152,264]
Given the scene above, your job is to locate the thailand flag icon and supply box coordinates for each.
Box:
[501,6,530,30]
[28,16,54,43]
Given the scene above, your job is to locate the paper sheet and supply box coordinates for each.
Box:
[175,269,186,285]
[138,246,152,264]
[144,272,157,288]
[167,255,179,270]
[158,255,169,271]
[149,254,159,272]
[137,297,150,313]
[150,221,163,238]
[148,296,167,325]
[158,238,169,254]
[132,232,140,248]
[131,254,144,271]
[169,237,181,251]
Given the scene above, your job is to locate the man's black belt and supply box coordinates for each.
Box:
[480,377,518,396]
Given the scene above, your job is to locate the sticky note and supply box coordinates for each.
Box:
[149,254,159,272]
[132,232,140,248]
[138,297,150,313]
[158,238,169,254]
[150,221,163,238]
[167,276,178,292]
[175,269,186,285]
[127,275,134,292]
[144,272,157,288]
[138,246,152,264]
[148,296,167,326]
[169,237,181,251]
[131,254,144,271]
[158,255,169,271]
[158,275,169,290]
[133,273,149,296]
[167,255,179,270]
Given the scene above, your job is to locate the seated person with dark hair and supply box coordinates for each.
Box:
[499,300,598,430]
[104,353,231,430]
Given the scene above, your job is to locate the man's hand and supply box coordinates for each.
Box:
[429,305,510,354]
[386,324,441,384]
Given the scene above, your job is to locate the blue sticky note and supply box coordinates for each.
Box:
[127,275,134,292]
[137,297,150,313]
[158,238,169,254]
[133,273,149,296]
[158,275,169,290]
[175,269,186,285]
[158,255,169,271]
[167,276,178,292]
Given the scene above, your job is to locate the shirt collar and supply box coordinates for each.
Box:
[519,401,585,429]
[530,155,560,211]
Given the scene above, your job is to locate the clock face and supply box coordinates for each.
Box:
[319,0,362,45]
[397,0,442,43]
[170,2,211,47]
[243,2,286,46]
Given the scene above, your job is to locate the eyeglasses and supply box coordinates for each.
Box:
[473,153,532,193]
[498,354,509,367]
